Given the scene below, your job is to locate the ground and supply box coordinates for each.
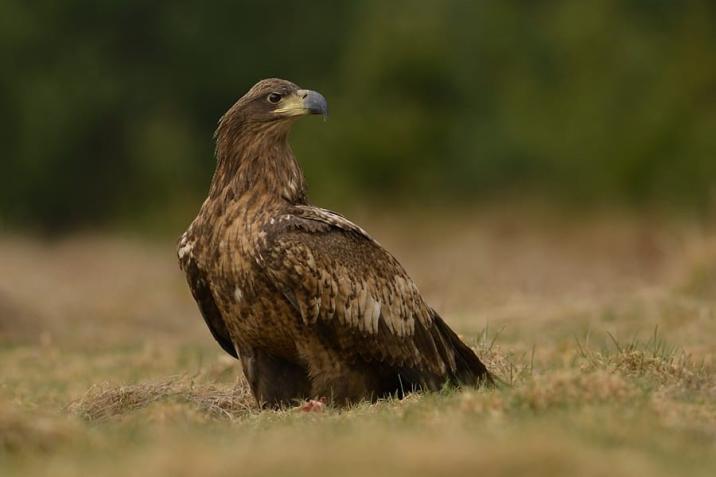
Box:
[1,207,715,477]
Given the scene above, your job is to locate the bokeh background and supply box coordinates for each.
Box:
[2,2,716,476]
[2,0,715,232]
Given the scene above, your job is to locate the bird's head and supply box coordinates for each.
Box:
[212,78,327,200]
[218,78,328,133]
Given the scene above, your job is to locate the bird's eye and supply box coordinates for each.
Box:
[267,93,282,104]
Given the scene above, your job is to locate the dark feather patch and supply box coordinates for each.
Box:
[183,256,238,359]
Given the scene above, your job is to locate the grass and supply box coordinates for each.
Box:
[1,208,715,476]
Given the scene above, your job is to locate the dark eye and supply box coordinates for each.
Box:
[267,92,282,104]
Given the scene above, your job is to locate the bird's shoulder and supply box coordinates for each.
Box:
[177,228,197,270]
[176,225,237,358]
[261,205,372,240]
[259,205,400,283]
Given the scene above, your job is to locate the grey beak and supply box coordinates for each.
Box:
[298,89,328,116]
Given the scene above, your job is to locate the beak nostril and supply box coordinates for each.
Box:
[282,89,328,116]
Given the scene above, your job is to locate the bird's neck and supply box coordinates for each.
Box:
[210,121,307,206]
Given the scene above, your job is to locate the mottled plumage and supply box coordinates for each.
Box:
[178,78,492,407]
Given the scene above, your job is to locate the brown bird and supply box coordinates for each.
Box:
[178,78,492,408]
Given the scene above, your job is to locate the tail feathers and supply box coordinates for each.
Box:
[431,311,494,387]
[376,310,494,398]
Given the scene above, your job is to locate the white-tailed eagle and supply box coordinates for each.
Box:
[178,78,492,407]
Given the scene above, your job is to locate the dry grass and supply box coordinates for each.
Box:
[1,207,715,476]
[67,377,254,422]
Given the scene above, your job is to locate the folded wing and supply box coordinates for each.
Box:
[258,206,488,383]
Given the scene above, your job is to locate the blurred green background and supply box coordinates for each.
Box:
[1,0,715,232]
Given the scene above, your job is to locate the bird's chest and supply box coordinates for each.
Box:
[195,220,261,306]
[196,219,299,354]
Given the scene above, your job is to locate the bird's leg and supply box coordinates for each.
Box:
[238,345,311,408]
[309,368,377,406]
[296,343,378,406]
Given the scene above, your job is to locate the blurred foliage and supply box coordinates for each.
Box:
[1,0,715,231]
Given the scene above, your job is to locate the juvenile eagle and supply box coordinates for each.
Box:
[178,78,491,407]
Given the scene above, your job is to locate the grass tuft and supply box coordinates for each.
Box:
[67,376,254,422]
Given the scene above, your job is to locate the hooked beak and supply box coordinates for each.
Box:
[273,89,328,118]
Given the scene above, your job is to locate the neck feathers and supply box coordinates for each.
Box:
[210,116,307,205]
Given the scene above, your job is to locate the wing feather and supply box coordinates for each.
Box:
[258,207,448,374]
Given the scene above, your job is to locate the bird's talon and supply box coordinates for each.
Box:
[298,398,326,412]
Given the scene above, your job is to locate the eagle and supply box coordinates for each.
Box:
[178,78,492,408]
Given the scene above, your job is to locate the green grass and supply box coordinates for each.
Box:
[1,335,713,477]
[1,211,715,476]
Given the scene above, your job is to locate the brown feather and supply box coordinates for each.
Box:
[178,78,492,407]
